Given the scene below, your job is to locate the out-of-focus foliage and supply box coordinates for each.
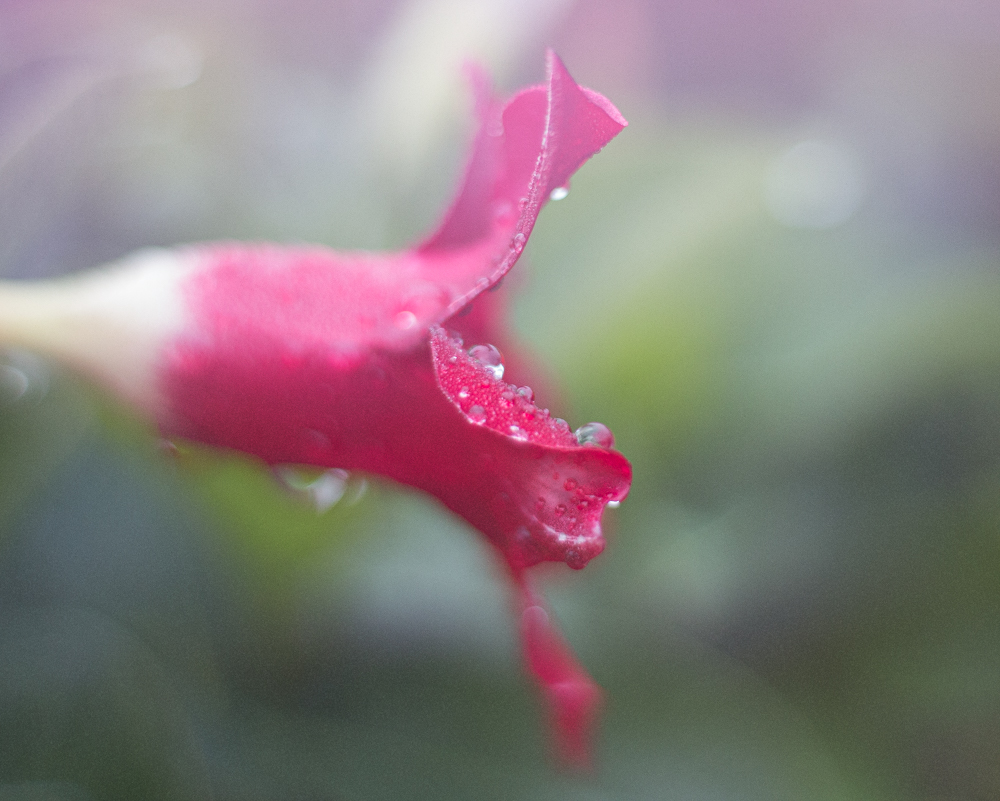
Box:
[3,1,1000,799]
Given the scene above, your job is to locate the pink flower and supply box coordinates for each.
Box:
[0,51,630,767]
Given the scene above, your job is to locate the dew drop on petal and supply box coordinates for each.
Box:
[565,549,586,570]
[393,310,417,329]
[468,405,487,424]
[517,385,534,402]
[469,344,504,379]
[607,500,621,509]
[509,424,528,441]
[549,185,569,201]
[510,232,526,251]
[458,386,470,400]
[575,422,615,449]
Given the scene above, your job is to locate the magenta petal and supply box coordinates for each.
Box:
[419,50,627,317]
[521,595,602,770]
[152,53,631,769]
[428,327,630,571]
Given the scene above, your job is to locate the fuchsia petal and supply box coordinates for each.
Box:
[428,327,630,571]
[418,50,627,317]
[155,52,630,769]
[521,594,602,770]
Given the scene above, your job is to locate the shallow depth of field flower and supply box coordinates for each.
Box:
[0,50,629,768]
[4,1,1000,799]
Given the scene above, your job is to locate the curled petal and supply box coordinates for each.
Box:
[429,327,630,571]
[419,50,627,316]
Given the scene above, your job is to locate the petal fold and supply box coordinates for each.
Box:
[419,50,627,317]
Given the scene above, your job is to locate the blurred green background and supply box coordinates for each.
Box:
[3,1,1000,798]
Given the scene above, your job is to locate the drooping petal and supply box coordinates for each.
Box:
[520,593,602,770]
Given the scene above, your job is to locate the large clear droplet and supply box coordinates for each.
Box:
[393,310,417,329]
[468,405,487,424]
[273,466,349,513]
[549,185,569,201]
[575,422,614,449]
[468,344,504,380]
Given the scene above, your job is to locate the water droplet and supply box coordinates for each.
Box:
[447,330,464,347]
[273,466,349,513]
[448,355,457,363]
[510,232,526,251]
[517,197,529,212]
[0,365,30,402]
[393,310,417,329]
[575,422,615,448]
[488,276,504,292]
[468,344,504,379]
[309,470,350,512]
[565,549,586,570]
[509,424,527,440]
[607,500,621,509]
[553,417,568,430]
[468,405,487,424]
[554,504,566,517]
[0,351,48,404]
[517,386,534,402]
[564,478,578,491]
[549,185,569,201]
[458,387,470,400]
